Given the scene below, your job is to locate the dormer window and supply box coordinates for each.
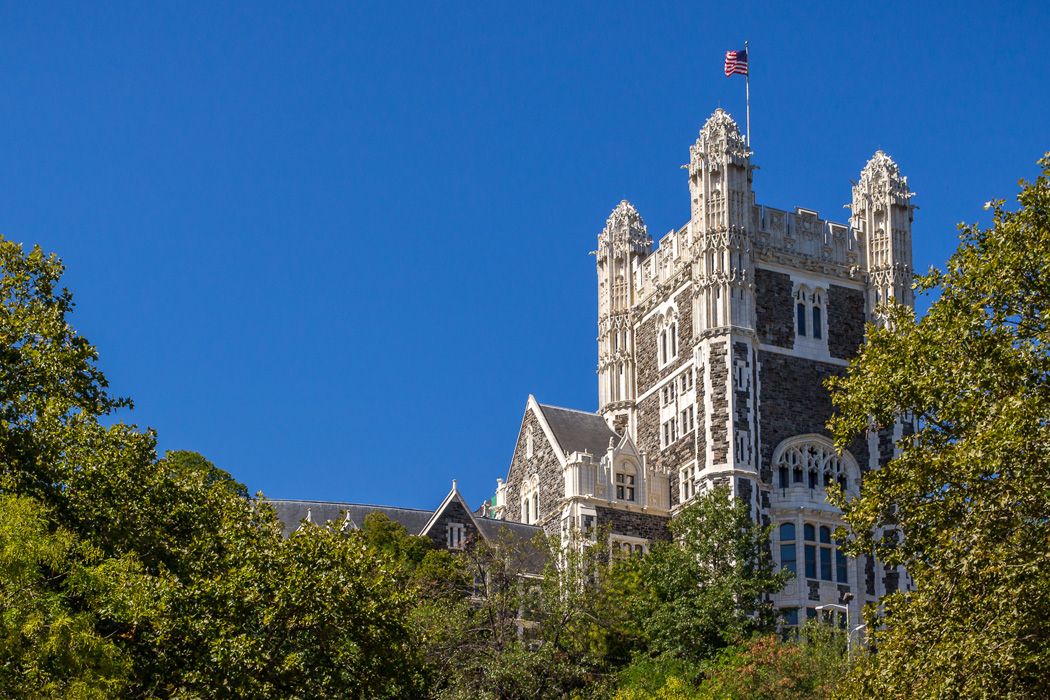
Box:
[615,465,637,502]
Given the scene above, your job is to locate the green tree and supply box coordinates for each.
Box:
[0,494,156,700]
[627,485,790,667]
[418,527,629,700]
[828,154,1050,698]
[0,238,427,699]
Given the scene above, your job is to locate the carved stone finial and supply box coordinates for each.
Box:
[599,200,651,256]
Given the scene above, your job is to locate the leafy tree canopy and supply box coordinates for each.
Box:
[828,154,1050,698]
[626,485,789,665]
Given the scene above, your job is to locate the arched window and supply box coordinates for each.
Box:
[659,308,679,366]
[780,523,797,575]
[811,289,825,340]
[521,475,540,525]
[819,526,833,581]
[804,524,817,578]
[799,521,849,583]
[795,287,809,337]
[771,435,860,498]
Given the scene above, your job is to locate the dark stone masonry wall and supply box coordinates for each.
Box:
[828,284,866,360]
[757,352,867,470]
[424,499,482,551]
[504,408,563,524]
[732,341,752,455]
[637,391,695,508]
[636,285,694,395]
[755,267,794,348]
[595,506,672,542]
[709,342,730,464]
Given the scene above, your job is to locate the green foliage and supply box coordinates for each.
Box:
[827,153,1050,698]
[0,494,152,700]
[0,238,427,699]
[628,485,790,665]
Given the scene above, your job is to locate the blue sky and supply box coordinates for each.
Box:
[1,2,1047,511]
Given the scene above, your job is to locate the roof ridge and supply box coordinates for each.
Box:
[536,403,603,417]
[265,499,433,513]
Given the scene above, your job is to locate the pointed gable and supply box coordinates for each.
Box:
[419,481,485,550]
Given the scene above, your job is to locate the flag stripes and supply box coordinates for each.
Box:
[724,50,748,77]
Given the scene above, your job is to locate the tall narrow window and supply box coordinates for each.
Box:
[836,548,848,583]
[526,426,534,458]
[780,523,797,575]
[820,526,833,581]
[779,466,789,488]
[812,306,822,339]
[797,302,807,336]
[804,524,817,579]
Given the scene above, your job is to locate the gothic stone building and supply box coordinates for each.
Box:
[491,109,914,626]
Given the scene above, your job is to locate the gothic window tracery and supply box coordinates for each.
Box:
[772,435,858,496]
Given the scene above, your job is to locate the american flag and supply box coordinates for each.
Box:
[724,49,748,77]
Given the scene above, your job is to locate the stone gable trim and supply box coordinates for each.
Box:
[527,395,568,466]
[420,482,485,541]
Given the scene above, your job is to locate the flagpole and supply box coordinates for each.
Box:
[745,40,750,149]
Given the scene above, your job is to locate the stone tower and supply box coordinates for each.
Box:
[687,109,761,511]
[851,151,915,321]
[596,200,652,435]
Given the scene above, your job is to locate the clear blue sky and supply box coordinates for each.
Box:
[1,2,1047,511]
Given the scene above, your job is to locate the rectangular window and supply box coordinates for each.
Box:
[820,547,832,581]
[681,409,688,432]
[447,523,465,550]
[836,548,848,583]
[805,544,816,579]
[781,608,799,626]
[807,607,818,620]
[779,466,789,488]
[781,543,797,575]
[812,306,822,339]
[797,303,807,336]
[688,406,694,431]
[663,422,670,447]
[670,419,677,442]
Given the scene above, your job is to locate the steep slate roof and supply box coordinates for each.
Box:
[267,500,433,539]
[536,403,620,458]
[266,498,545,573]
